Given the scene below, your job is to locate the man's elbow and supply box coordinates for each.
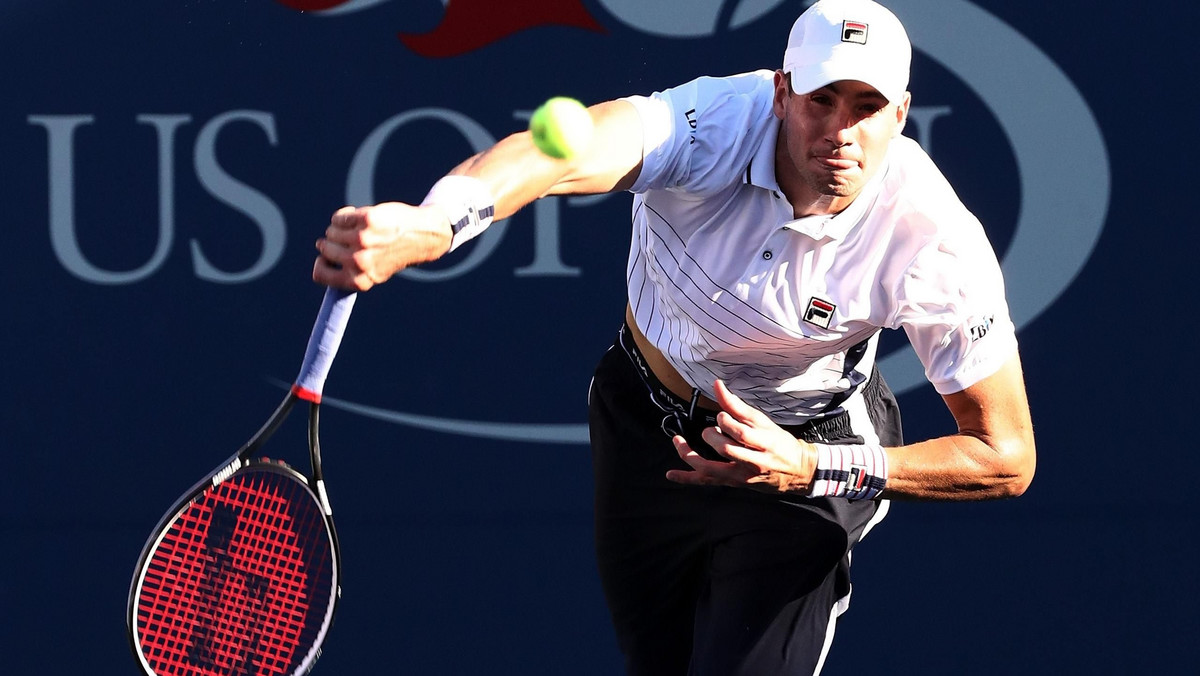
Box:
[995,434,1036,498]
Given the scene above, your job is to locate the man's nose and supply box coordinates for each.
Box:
[828,120,856,146]
[825,106,857,145]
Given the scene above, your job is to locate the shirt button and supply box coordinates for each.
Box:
[762,250,773,260]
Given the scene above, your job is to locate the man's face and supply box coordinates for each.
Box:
[772,72,910,214]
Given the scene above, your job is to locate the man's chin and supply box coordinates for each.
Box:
[805,168,862,195]
[817,181,860,198]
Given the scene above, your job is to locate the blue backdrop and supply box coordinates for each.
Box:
[3,0,1196,673]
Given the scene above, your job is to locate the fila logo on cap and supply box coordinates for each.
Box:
[842,20,868,44]
[804,297,836,329]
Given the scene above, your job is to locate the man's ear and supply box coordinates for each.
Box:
[772,70,791,121]
[893,91,912,137]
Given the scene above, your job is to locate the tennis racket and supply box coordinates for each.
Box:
[127,287,356,676]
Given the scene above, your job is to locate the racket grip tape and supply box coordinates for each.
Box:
[294,287,357,402]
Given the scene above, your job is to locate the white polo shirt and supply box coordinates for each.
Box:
[621,70,1017,426]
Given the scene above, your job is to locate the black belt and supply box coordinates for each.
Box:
[616,322,857,445]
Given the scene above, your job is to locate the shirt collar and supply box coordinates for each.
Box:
[742,116,782,193]
[745,120,894,242]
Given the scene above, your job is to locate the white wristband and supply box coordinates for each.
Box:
[807,443,888,501]
[420,175,496,252]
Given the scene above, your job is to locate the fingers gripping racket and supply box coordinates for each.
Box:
[128,287,356,676]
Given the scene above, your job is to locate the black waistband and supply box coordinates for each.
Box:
[615,322,858,444]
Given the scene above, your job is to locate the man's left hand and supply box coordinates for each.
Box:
[665,380,818,494]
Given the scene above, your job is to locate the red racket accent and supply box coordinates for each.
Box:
[291,384,322,404]
[135,468,334,675]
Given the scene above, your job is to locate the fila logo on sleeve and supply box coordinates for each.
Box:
[804,297,836,329]
[842,21,868,44]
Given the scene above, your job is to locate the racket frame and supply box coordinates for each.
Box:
[127,288,353,676]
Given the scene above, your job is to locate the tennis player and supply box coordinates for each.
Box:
[313,1,1036,673]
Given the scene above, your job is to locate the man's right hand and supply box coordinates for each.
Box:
[312,203,453,291]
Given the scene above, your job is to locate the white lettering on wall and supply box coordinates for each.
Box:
[30,111,286,285]
[192,111,287,283]
[30,114,187,284]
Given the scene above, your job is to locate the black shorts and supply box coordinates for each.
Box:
[588,324,902,676]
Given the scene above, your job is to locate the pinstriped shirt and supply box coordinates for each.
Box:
[621,71,1017,425]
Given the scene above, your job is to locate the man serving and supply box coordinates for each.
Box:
[313,1,1036,673]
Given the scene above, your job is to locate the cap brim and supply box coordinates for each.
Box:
[789,62,905,105]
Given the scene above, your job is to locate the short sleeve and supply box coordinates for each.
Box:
[621,71,777,196]
[895,225,1019,394]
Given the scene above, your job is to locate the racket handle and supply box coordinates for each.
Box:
[294,287,357,402]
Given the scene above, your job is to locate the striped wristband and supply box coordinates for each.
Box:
[421,175,496,252]
[807,443,888,501]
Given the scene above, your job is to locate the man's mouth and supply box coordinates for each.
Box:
[814,156,859,170]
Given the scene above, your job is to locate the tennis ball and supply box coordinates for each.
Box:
[529,97,594,160]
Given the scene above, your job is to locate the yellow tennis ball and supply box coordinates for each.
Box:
[529,97,594,160]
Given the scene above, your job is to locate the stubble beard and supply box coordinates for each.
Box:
[801,165,862,203]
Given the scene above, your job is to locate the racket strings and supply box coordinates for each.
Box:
[136,470,333,676]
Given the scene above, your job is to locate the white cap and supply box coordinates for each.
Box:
[783,0,912,104]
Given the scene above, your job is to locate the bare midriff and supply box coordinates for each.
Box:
[625,304,721,411]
